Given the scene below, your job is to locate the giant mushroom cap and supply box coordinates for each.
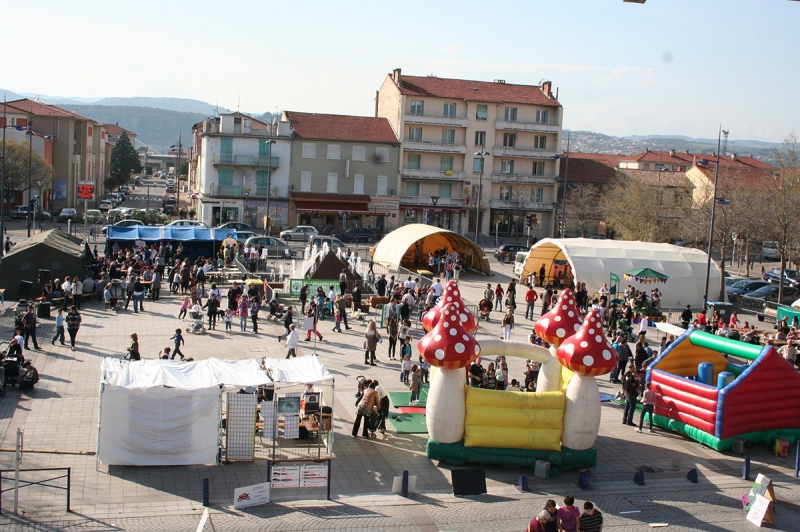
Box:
[418,302,480,369]
[535,289,583,347]
[423,281,478,334]
[557,309,618,376]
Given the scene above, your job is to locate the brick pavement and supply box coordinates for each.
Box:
[0,258,797,531]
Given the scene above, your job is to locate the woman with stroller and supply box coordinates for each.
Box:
[352,381,379,438]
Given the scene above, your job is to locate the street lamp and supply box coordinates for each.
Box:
[474,148,489,243]
[554,130,570,238]
[429,196,439,226]
[703,128,727,310]
[27,121,33,237]
[244,187,251,225]
[265,124,276,235]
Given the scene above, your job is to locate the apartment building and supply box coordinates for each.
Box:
[282,111,400,233]
[376,69,563,238]
[192,112,291,230]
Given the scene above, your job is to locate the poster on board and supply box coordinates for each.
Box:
[271,465,300,488]
[301,464,328,487]
[233,481,270,508]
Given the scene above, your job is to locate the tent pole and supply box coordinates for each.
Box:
[96,383,103,472]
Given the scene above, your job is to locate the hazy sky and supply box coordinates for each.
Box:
[2,0,797,142]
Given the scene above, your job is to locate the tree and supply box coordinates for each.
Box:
[601,172,666,241]
[108,132,142,190]
[0,139,53,206]
[565,184,602,237]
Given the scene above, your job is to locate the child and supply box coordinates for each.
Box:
[401,353,412,384]
[398,319,411,342]
[171,328,185,360]
[172,271,181,293]
[159,347,172,359]
[325,297,333,319]
[333,306,342,333]
[224,308,233,331]
[178,297,189,320]
[409,365,420,404]
[51,308,65,346]
[419,355,430,384]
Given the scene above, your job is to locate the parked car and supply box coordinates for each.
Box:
[762,241,780,261]
[334,227,378,244]
[98,201,115,212]
[724,276,747,287]
[218,222,253,231]
[120,186,130,194]
[163,195,176,205]
[165,186,176,194]
[10,206,29,220]
[280,225,318,241]
[309,235,344,250]
[101,219,144,235]
[244,236,292,258]
[727,280,770,299]
[494,244,529,263]
[763,268,800,288]
[167,220,208,228]
[742,284,799,304]
[59,208,78,220]
[85,209,104,224]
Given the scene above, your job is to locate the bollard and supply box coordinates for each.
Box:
[687,468,699,484]
[633,470,645,486]
[795,441,800,478]
[401,470,409,498]
[579,469,590,490]
[202,477,209,507]
[518,475,528,492]
[742,456,751,481]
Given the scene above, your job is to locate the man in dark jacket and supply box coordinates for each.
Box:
[227,282,243,311]
[277,307,293,341]
[203,293,221,330]
[680,305,693,330]
[22,305,40,350]
[622,364,640,426]
[375,275,387,297]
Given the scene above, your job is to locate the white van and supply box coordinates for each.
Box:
[514,251,529,276]
[762,241,779,261]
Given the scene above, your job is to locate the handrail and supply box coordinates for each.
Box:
[0,467,71,514]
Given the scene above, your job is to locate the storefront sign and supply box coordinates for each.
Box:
[271,466,301,488]
[233,481,270,508]
[368,199,399,211]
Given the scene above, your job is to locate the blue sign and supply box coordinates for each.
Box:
[54,180,68,201]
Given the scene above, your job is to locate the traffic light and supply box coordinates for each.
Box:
[526,214,533,228]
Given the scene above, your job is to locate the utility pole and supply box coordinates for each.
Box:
[27,118,32,237]
[2,95,7,252]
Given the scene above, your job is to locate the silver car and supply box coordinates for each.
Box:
[280,225,318,241]
[244,236,293,258]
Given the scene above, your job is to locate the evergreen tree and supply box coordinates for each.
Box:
[108,132,142,190]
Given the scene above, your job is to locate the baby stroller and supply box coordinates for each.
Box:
[188,311,207,335]
[615,318,635,343]
[479,299,492,321]
[2,358,20,392]
[268,297,286,321]
[364,409,381,438]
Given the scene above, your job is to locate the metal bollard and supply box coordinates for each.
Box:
[795,442,800,477]
[742,456,751,481]
[401,470,409,498]
[202,477,209,507]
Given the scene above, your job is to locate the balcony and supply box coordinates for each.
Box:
[490,200,556,211]
[403,141,467,154]
[399,196,466,207]
[401,168,466,180]
[404,113,468,128]
[494,119,560,134]
[491,173,558,184]
[214,154,280,167]
[213,184,244,197]
[492,146,557,159]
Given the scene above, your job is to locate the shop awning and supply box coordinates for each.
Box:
[294,200,371,215]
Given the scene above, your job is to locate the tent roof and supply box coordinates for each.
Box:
[107,226,245,242]
[6,229,88,259]
[521,238,721,309]
[262,355,334,385]
[372,224,490,275]
[101,358,271,389]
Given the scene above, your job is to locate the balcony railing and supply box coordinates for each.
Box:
[490,173,558,184]
[403,141,466,154]
[399,196,466,207]
[494,119,560,133]
[404,113,468,127]
[492,146,558,159]
[255,186,271,197]
[215,154,279,167]
[215,184,244,196]
[401,168,466,180]
[490,200,556,211]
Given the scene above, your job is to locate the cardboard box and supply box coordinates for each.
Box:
[534,460,551,479]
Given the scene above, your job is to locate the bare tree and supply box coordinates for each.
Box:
[565,184,601,237]
[0,139,53,206]
[602,173,666,241]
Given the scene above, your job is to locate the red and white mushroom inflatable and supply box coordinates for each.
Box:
[422,281,479,335]
[533,289,583,392]
[418,301,480,443]
[556,309,618,450]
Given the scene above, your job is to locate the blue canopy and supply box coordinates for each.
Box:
[107,226,242,242]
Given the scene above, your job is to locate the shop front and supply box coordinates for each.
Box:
[290,192,374,232]
[201,198,289,231]
[490,209,553,239]
[401,206,462,233]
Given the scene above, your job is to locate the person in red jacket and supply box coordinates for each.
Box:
[524,285,539,321]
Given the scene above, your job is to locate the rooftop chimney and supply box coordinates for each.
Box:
[645,147,649,153]
[392,68,402,86]
[669,149,675,157]
[541,80,552,97]
[731,153,737,161]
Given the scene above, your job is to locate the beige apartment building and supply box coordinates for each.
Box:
[376,69,563,239]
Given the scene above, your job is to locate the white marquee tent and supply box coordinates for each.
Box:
[98,357,332,466]
[519,238,721,309]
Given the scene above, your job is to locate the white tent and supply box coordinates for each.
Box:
[98,357,332,467]
[520,238,721,309]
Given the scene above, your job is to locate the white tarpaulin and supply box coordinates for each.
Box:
[262,355,334,385]
[100,358,271,389]
[520,238,721,309]
[98,385,220,466]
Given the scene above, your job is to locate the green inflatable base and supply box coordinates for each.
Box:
[425,439,596,475]
[653,414,800,451]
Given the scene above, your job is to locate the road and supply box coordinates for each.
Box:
[123,176,167,211]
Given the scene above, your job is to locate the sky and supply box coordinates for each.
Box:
[1,0,798,142]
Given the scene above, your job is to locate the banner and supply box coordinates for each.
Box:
[54,180,68,201]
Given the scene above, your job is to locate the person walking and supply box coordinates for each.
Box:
[637,381,656,433]
[66,305,82,351]
[284,324,299,358]
[304,302,323,342]
[556,495,581,532]
[277,307,294,341]
[680,304,692,330]
[335,295,351,331]
[124,275,136,311]
[501,308,514,340]
[151,270,162,301]
[250,297,260,334]
[579,501,603,532]
[51,308,66,346]
[494,283,504,311]
[237,295,249,332]
[203,293,220,330]
[22,305,41,350]
[133,277,145,313]
[170,328,186,360]
[364,320,380,366]
[125,333,141,361]
[524,285,539,320]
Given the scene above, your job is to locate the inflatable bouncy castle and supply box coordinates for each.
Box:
[419,283,616,472]
[647,329,800,450]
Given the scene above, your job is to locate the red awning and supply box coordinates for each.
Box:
[294,200,371,215]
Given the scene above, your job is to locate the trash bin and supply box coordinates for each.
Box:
[707,301,734,324]
[37,301,51,319]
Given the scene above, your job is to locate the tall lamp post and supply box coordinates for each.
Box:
[429,196,439,226]
[553,130,570,238]
[244,187,251,225]
[474,148,489,243]
[170,135,182,218]
[26,120,33,237]
[2,96,7,251]
[265,123,276,235]
[702,128,727,310]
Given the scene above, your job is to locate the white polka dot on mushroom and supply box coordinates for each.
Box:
[574,323,581,331]
[434,335,442,341]
[450,328,457,336]
[556,328,566,338]
[568,311,574,317]
[454,343,465,353]
[595,335,603,343]
[602,350,612,360]
[555,315,562,322]
[435,349,445,360]
[562,305,567,310]
[583,355,594,366]
[474,344,480,355]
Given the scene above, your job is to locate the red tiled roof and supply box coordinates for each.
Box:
[560,157,619,185]
[392,75,561,108]
[103,123,135,136]
[5,99,92,121]
[693,166,774,187]
[284,111,399,144]
[617,168,694,188]
[566,152,626,166]
[622,150,775,171]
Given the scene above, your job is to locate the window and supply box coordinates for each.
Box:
[375,147,389,162]
[531,187,543,202]
[534,135,547,150]
[353,174,365,194]
[503,133,516,147]
[533,161,546,175]
[218,168,233,185]
[220,137,233,155]
[352,146,366,161]
[327,144,341,159]
[411,100,424,115]
[499,186,511,201]
[300,171,312,191]
[377,175,388,195]
[443,103,456,117]
[407,154,421,169]
[476,104,488,120]
[504,107,517,121]
[406,181,420,196]
[302,143,316,158]
[439,183,451,198]
[536,110,549,124]
[326,173,338,193]
[408,127,422,142]
[440,156,453,171]
[256,170,270,187]
[474,131,486,146]
[441,129,455,144]
[473,157,484,173]
[88,126,93,137]
[501,160,514,174]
